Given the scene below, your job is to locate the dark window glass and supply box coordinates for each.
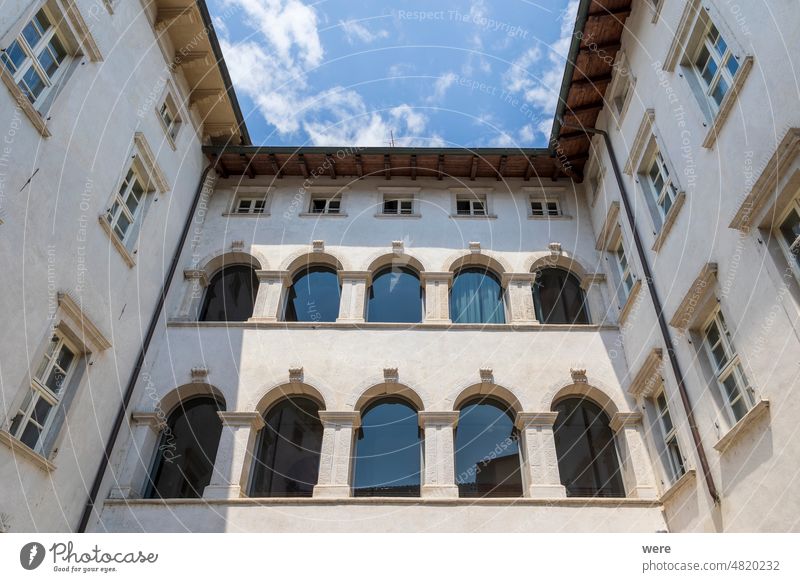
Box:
[284,266,340,322]
[533,268,589,324]
[553,398,625,498]
[353,398,421,497]
[455,398,522,497]
[199,265,258,322]
[450,267,505,324]
[146,397,224,499]
[250,397,323,497]
[366,266,422,323]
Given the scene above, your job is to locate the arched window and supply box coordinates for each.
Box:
[366,266,422,323]
[533,268,589,324]
[553,398,625,497]
[284,266,340,322]
[199,265,258,322]
[353,398,421,496]
[250,397,323,497]
[455,398,522,497]
[450,267,505,324]
[146,396,224,499]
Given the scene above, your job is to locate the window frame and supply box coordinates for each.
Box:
[382,196,415,216]
[641,142,679,231]
[700,309,756,424]
[688,16,741,118]
[104,164,149,247]
[774,198,800,283]
[611,231,635,304]
[309,195,342,215]
[456,194,487,217]
[529,197,561,218]
[653,390,686,484]
[157,92,182,147]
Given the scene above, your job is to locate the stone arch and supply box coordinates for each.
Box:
[281,249,349,279]
[252,382,327,415]
[351,382,426,412]
[197,248,266,279]
[542,377,626,418]
[365,251,428,275]
[449,382,523,415]
[444,249,513,276]
[526,251,593,282]
[156,382,226,418]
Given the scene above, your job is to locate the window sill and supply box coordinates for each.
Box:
[450,214,498,220]
[98,215,136,268]
[714,399,770,453]
[701,55,754,149]
[0,430,55,472]
[168,320,619,332]
[528,214,573,221]
[222,212,271,218]
[374,213,422,219]
[0,67,51,137]
[298,212,349,218]
[651,191,686,252]
[618,279,643,326]
[659,468,696,505]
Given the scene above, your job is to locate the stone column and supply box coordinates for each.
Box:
[175,269,208,321]
[109,412,165,499]
[503,273,538,324]
[419,411,459,498]
[581,274,609,325]
[516,412,566,498]
[313,411,360,498]
[203,412,264,499]
[610,412,658,499]
[250,270,290,321]
[421,272,453,323]
[337,271,370,323]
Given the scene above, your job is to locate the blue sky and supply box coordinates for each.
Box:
[208,0,577,147]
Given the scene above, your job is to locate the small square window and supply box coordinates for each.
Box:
[530,199,561,217]
[383,198,413,215]
[311,197,341,214]
[235,198,266,214]
[456,195,486,216]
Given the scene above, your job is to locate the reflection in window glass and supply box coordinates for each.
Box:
[250,397,323,497]
[367,267,422,323]
[284,266,341,322]
[199,265,258,322]
[450,267,505,324]
[533,268,589,324]
[353,399,421,497]
[553,398,625,498]
[455,398,522,497]
[147,397,224,499]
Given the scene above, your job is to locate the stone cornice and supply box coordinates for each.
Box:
[610,412,642,433]
[130,412,167,431]
[669,263,718,330]
[217,411,265,430]
[418,411,460,428]
[628,348,664,399]
[595,201,621,251]
[515,412,559,429]
[662,0,701,72]
[319,411,361,429]
[57,292,112,352]
[624,109,656,175]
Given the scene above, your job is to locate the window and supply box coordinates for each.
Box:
[310,196,341,214]
[653,391,686,483]
[643,147,679,230]
[701,310,755,423]
[0,8,68,107]
[533,268,589,324]
[105,167,147,245]
[553,398,625,498]
[284,266,341,322]
[145,397,224,499]
[353,398,421,497]
[608,52,635,124]
[455,397,522,498]
[158,94,181,142]
[199,265,259,322]
[8,333,78,453]
[456,194,486,216]
[366,266,422,323]
[530,198,561,217]
[691,19,740,114]
[250,397,323,497]
[450,267,505,324]
[382,197,414,215]
[776,199,800,278]
[234,198,267,214]
[612,235,635,304]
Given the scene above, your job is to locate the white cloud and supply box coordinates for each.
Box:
[427,72,458,103]
[339,19,389,45]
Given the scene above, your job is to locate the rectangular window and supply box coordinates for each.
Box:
[612,235,634,302]
[691,19,740,114]
[0,8,68,107]
[702,310,755,423]
[310,196,341,214]
[530,198,561,217]
[105,166,147,244]
[645,148,679,228]
[235,198,266,214]
[383,197,414,215]
[456,195,486,216]
[8,333,78,453]
[654,391,686,483]
[776,199,800,276]
[158,94,181,141]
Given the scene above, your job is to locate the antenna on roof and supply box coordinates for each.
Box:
[389,130,396,147]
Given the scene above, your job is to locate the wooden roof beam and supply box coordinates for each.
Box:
[470,155,478,181]
[355,154,363,178]
[563,102,604,117]
[437,154,445,180]
[496,155,507,181]
[587,6,631,19]
[524,156,536,181]
[384,154,391,180]
[241,153,256,179]
[155,6,199,30]
[298,154,309,178]
[579,41,621,54]
[571,73,613,87]
[410,155,417,180]
[268,153,282,178]
[326,154,336,179]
